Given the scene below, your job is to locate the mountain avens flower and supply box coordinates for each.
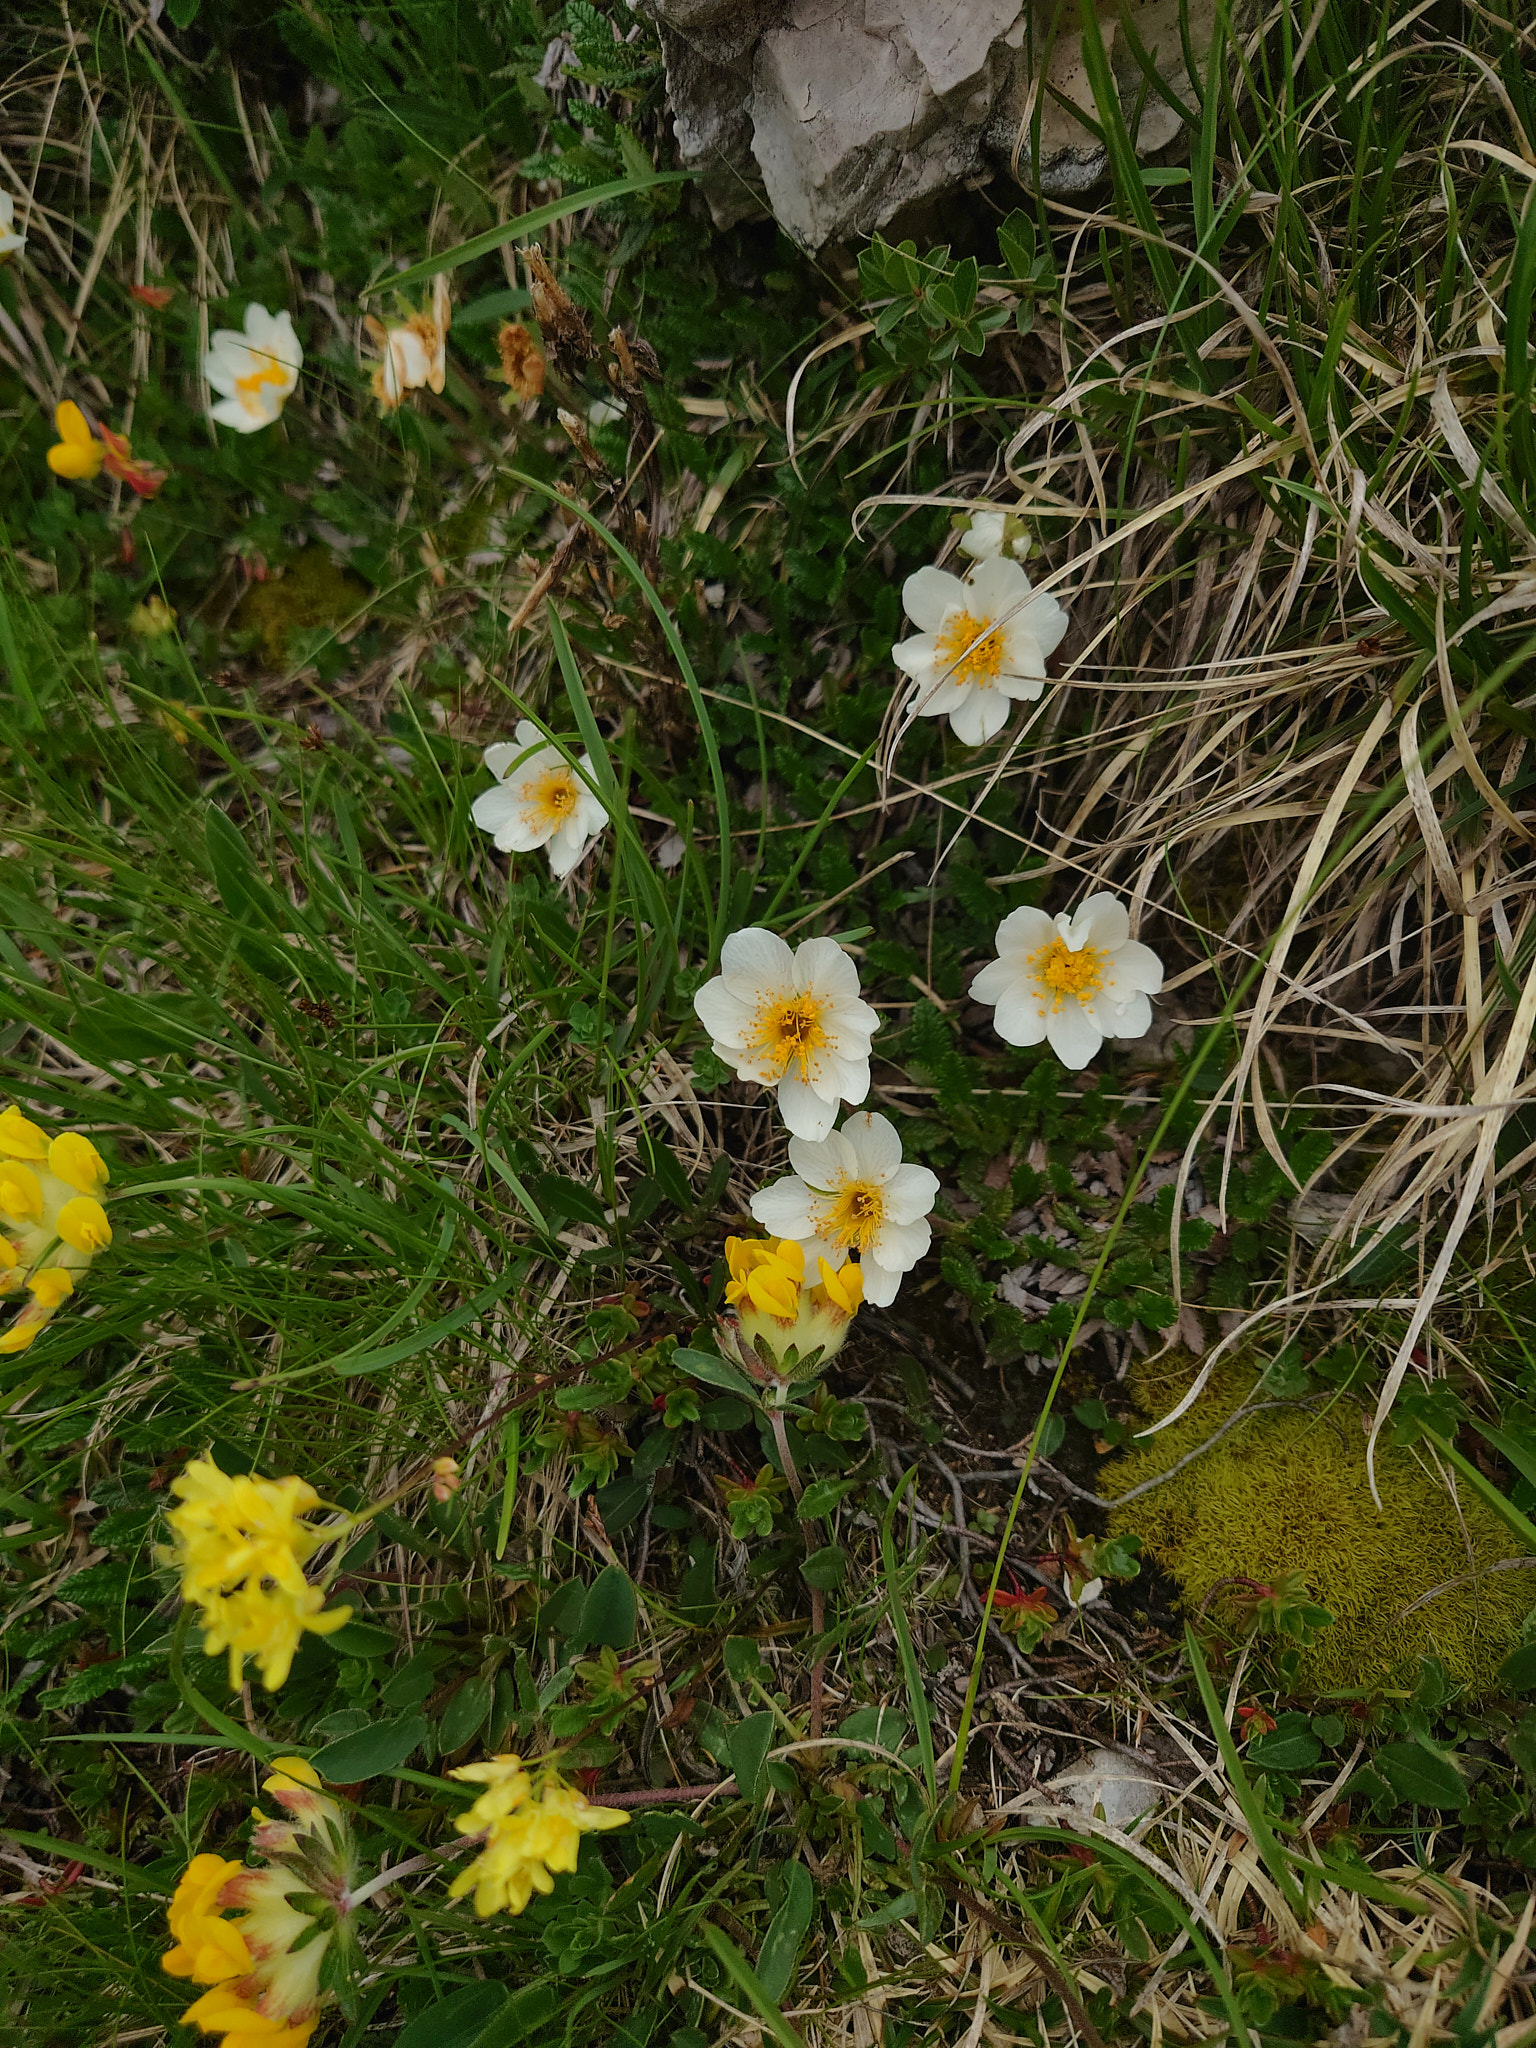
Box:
[0,192,25,262]
[749,1111,938,1307]
[449,1754,628,1919]
[693,928,879,1142]
[892,553,1069,745]
[161,1458,351,1689]
[970,892,1163,1069]
[368,274,450,410]
[162,1760,353,2048]
[719,1235,862,1382]
[204,305,303,433]
[471,721,609,879]
[958,509,1030,562]
[0,1107,113,1352]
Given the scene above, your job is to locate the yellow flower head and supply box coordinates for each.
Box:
[162,1855,251,1984]
[447,1759,627,1919]
[129,593,178,638]
[47,400,104,480]
[0,1110,113,1349]
[162,1457,351,1690]
[718,1235,861,1383]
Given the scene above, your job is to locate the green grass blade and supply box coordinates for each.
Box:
[380,174,692,293]
[1184,1623,1306,1921]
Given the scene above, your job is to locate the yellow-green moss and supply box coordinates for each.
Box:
[1103,1360,1534,1697]
[233,549,371,666]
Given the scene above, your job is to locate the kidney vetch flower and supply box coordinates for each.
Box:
[162,1758,354,2048]
[970,891,1163,1069]
[719,1235,862,1382]
[0,1105,113,1353]
[45,402,167,496]
[470,720,609,879]
[203,304,303,433]
[448,1753,628,1919]
[892,552,1069,746]
[160,1456,351,1689]
[693,928,879,1142]
[749,1110,939,1308]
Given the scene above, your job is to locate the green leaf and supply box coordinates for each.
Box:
[723,1635,765,1683]
[797,1476,860,1521]
[392,1983,509,2048]
[800,1544,847,1592]
[1247,1715,1322,1773]
[1374,1742,1467,1810]
[381,174,694,293]
[699,1924,808,2048]
[728,1711,775,1804]
[758,1860,815,2002]
[673,1347,757,1399]
[1500,1643,1536,1693]
[323,1621,397,1660]
[312,1713,429,1783]
[581,1564,637,1650]
[438,1675,494,1753]
[164,0,202,25]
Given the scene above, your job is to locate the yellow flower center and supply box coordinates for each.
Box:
[1029,936,1105,1008]
[526,768,579,831]
[747,993,828,1079]
[934,607,1005,688]
[235,354,292,399]
[816,1179,886,1254]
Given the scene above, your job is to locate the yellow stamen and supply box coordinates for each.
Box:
[934,607,1005,688]
[746,993,828,1080]
[1029,936,1105,1008]
[234,355,292,398]
[816,1179,886,1254]
[526,769,579,831]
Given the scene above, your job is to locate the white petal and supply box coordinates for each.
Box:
[1104,940,1164,995]
[1069,893,1130,951]
[959,511,1006,559]
[871,1215,930,1273]
[1107,992,1153,1041]
[965,553,1034,611]
[837,1111,902,1182]
[995,667,1048,703]
[547,828,593,879]
[471,786,543,853]
[693,978,750,1045]
[719,926,795,996]
[793,937,863,1004]
[892,633,939,682]
[855,1256,902,1307]
[902,565,967,633]
[968,958,1018,1007]
[912,676,969,719]
[884,1162,940,1224]
[948,688,1009,746]
[778,1071,838,1141]
[208,393,274,433]
[785,1133,842,1187]
[750,1177,817,1239]
[992,990,1049,1046]
[1045,1003,1103,1070]
[992,906,1056,961]
[826,1052,871,1108]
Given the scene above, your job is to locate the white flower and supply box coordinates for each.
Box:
[693,929,878,1142]
[958,510,1029,562]
[470,721,608,879]
[203,304,303,433]
[970,892,1163,1070]
[892,554,1069,746]
[370,275,450,411]
[0,193,25,262]
[750,1111,939,1308]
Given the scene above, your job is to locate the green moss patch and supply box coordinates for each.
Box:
[1104,1363,1535,1697]
[234,549,372,666]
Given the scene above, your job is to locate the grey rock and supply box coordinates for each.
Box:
[638,0,1224,249]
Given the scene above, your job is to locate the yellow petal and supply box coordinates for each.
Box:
[0,1162,43,1221]
[55,1194,111,1254]
[49,1130,109,1193]
[28,1266,74,1309]
[0,1106,48,1160]
[55,399,94,446]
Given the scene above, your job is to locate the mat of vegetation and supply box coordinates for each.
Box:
[5,3,1536,2046]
